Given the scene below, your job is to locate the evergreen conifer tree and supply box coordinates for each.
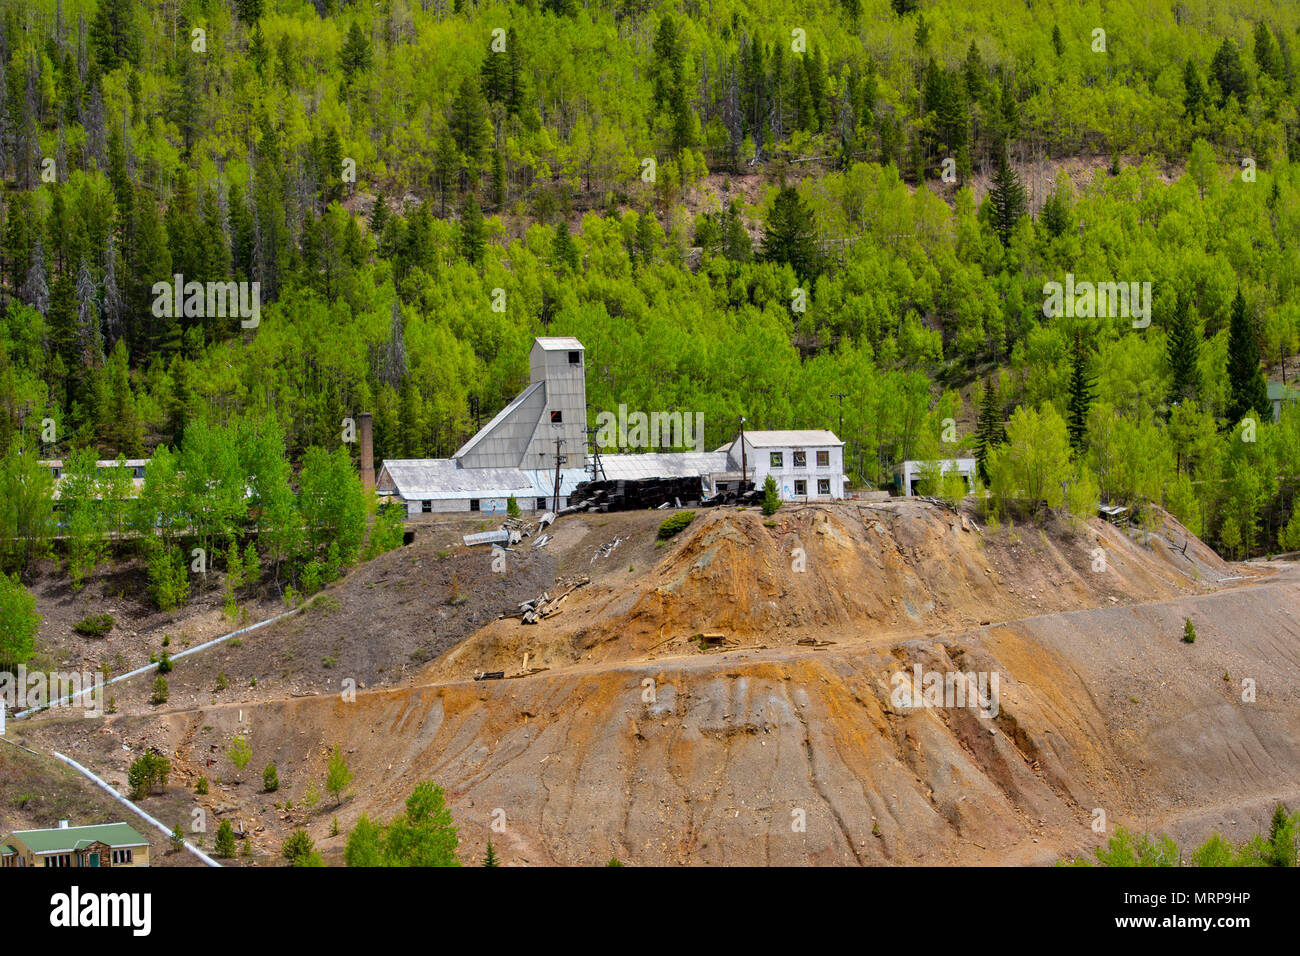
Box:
[1225,289,1269,425]
[974,377,1006,482]
[1066,332,1096,456]
[459,194,485,267]
[1166,295,1201,407]
[988,144,1027,246]
[760,185,818,280]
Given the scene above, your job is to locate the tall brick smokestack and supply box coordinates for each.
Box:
[359,412,375,491]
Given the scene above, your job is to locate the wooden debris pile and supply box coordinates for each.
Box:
[516,575,590,624]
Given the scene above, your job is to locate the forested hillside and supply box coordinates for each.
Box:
[3,0,1300,579]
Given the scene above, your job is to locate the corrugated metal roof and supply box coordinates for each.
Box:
[378,459,536,500]
[463,530,510,546]
[378,460,597,502]
[533,336,584,351]
[743,430,843,448]
[596,452,730,480]
[8,822,149,853]
[525,468,589,498]
[452,381,545,460]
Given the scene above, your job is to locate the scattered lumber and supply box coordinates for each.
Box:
[519,575,590,624]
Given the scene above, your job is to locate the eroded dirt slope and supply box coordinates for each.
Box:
[87,527,556,714]
[22,568,1299,866]
[18,502,1294,867]
[427,502,1235,680]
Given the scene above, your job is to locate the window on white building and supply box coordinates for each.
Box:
[794,479,807,496]
[817,450,830,467]
[421,500,432,513]
[818,479,830,495]
[793,450,806,467]
[770,452,783,467]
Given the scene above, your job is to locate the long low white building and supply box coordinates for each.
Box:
[376,459,589,516]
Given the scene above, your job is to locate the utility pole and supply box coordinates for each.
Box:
[834,392,847,435]
[586,424,605,481]
[552,435,566,513]
[585,402,605,481]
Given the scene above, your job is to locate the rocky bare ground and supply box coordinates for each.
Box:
[14,502,1299,866]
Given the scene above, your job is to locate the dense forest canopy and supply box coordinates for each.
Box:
[1,0,1300,581]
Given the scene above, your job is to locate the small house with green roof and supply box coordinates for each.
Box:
[0,819,150,868]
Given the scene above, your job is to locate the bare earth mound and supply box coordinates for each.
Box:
[425,502,1235,679]
[18,501,1296,867]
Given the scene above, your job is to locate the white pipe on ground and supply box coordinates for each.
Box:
[50,750,221,868]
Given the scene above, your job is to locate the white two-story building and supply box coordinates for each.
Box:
[720,430,847,501]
